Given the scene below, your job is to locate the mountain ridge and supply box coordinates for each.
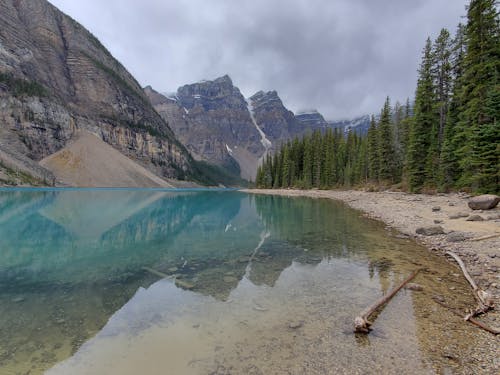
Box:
[0,0,204,186]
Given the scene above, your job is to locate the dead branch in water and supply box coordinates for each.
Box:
[445,251,494,319]
[354,269,421,333]
[432,297,500,335]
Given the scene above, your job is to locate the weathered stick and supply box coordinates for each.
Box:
[470,233,500,242]
[432,297,500,335]
[445,251,494,318]
[354,269,420,333]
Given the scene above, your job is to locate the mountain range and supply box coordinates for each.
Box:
[0,0,369,187]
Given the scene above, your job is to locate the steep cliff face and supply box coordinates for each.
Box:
[248,90,300,149]
[294,110,328,133]
[146,76,266,181]
[0,0,197,185]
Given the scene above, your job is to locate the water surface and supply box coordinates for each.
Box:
[0,189,490,374]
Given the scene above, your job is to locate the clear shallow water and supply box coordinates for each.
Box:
[0,189,490,374]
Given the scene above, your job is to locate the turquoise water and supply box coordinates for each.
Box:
[0,189,490,374]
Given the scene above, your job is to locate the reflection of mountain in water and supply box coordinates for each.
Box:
[0,190,250,285]
[0,189,383,375]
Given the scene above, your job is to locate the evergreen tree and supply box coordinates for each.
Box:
[440,23,466,190]
[393,101,405,180]
[281,143,291,187]
[367,115,379,181]
[302,135,313,188]
[377,97,396,182]
[454,0,500,192]
[407,38,438,192]
[432,28,453,145]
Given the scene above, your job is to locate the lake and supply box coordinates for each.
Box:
[0,189,487,374]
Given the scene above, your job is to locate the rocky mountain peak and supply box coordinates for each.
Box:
[177,75,245,112]
[295,110,328,132]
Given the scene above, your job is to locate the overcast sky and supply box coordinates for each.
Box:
[49,0,467,119]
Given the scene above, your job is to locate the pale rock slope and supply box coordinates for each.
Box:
[40,131,173,187]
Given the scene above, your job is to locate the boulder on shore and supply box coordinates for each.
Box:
[416,225,445,236]
[468,195,500,210]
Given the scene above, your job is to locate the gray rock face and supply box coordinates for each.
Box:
[468,195,500,210]
[0,0,196,185]
[294,110,328,133]
[176,76,265,180]
[416,225,445,236]
[249,90,301,148]
[146,78,267,181]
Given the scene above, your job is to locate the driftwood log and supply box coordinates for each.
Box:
[470,233,500,242]
[445,251,494,319]
[354,269,421,333]
[432,297,500,335]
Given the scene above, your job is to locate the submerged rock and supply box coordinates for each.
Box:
[468,195,500,210]
[405,283,423,291]
[223,276,238,283]
[416,225,445,236]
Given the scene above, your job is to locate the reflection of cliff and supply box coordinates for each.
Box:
[39,190,170,239]
[0,190,246,284]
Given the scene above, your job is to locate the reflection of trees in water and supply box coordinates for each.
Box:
[254,194,376,259]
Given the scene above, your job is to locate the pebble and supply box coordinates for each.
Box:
[446,232,469,242]
[449,212,469,219]
[466,215,484,221]
[405,283,423,291]
[168,267,178,272]
[12,297,25,303]
[432,206,441,212]
[223,276,238,283]
[434,219,443,224]
[433,295,445,303]
[288,321,303,329]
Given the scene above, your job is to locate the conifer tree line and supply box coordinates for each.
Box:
[256,0,499,194]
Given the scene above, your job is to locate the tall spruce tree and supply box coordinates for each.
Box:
[407,38,438,192]
[367,115,379,181]
[432,29,453,145]
[454,0,500,192]
[377,97,396,182]
[440,23,466,190]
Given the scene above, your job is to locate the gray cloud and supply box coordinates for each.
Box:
[49,0,466,119]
